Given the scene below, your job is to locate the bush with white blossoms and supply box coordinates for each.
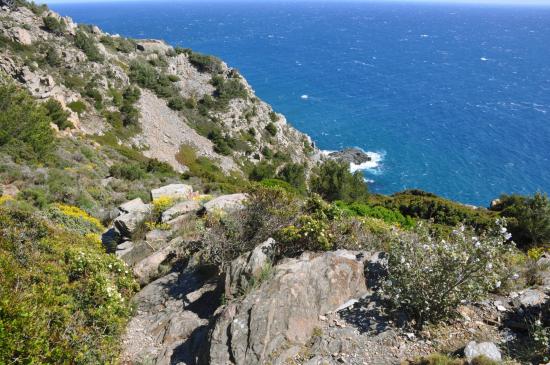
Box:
[383,220,515,327]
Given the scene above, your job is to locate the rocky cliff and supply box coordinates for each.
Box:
[0,3,317,175]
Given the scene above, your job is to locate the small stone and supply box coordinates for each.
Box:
[405,332,415,340]
[464,341,502,363]
[319,315,327,321]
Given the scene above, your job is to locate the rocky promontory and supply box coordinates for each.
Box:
[328,148,372,165]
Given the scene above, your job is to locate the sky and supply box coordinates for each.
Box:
[39,0,550,5]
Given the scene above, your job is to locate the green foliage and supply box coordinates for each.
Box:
[129,59,178,100]
[109,162,146,181]
[43,99,72,130]
[42,15,65,35]
[187,51,223,73]
[0,83,56,162]
[249,161,276,181]
[277,163,307,193]
[84,82,103,110]
[384,221,514,327]
[0,205,138,364]
[168,96,186,111]
[44,47,61,67]
[119,86,141,127]
[260,178,298,194]
[99,35,136,53]
[378,190,496,230]
[176,144,245,193]
[74,30,104,62]
[265,122,277,136]
[67,100,86,115]
[335,201,415,228]
[211,74,248,109]
[269,111,279,123]
[310,160,369,203]
[493,192,550,248]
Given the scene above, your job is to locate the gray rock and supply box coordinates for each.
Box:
[328,148,371,165]
[203,193,247,214]
[517,289,548,307]
[118,198,151,214]
[115,241,134,258]
[207,250,368,365]
[145,229,171,244]
[464,341,502,363]
[151,184,193,201]
[225,238,277,297]
[161,200,200,222]
[10,27,32,46]
[133,244,175,286]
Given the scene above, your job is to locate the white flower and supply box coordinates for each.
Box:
[500,227,507,234]
[504,233,512,240]
[486,263,493,270]
[400,257,405,264]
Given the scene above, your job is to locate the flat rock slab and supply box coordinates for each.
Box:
[151,184,193,201]
[203,193,247,214]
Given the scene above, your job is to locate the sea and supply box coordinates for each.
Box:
[50,0,550,206]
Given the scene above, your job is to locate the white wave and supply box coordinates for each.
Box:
[301,94,309,100]
[480,57,489,61]
[350,151,384,173]
[320,149,385,174]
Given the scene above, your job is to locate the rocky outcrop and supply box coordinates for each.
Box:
[151,183,193,201]
[202,193,247,215]
[114,198,151,238]
[207,250,369,365]
[161,200,200,222]
[328,148,371,165]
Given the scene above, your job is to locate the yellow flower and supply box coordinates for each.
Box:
[153,196,174,213]
[84,233,102,246]
[0,195,14,205]
[53,203,104,231]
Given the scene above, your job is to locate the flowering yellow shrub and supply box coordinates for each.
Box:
[145,221,171,231]
[84,233,102,247]
[153,196,174,213]
[528,247,546,261]
[53,204,104,231]
[0,195,14,205]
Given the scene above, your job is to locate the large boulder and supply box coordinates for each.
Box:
[464,341,502,363]
[10,27,32,46]
[207,250,369,365]
[151,184,193,201]
[202,193,247,215]
[114,198,151,238]
[225,238,277,298]
[161,200,200,222]
[133,237,182,286]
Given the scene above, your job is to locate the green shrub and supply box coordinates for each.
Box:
[43,99,72,130]
[249,161,276,181]
[168,96,186,111]
[310,160,369,203]
[336,201,415,228]
[42,15,65,35]
[44,47,61,67]
[384,221,514,327]
[0,205,137,364]
[381,190,496,230]
[211,75,248,108]
[74,30,104,62]
[493,192,550,248]
[67,100,86,115]
[269,111,278,123]
[129,59,178,100]
[277,163,307,193]
[265,122,277,136]
[188,51,223,73]
[109,163,146,181]
[0,84,56,162]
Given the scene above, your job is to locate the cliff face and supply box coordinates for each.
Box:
[0,4,318,174]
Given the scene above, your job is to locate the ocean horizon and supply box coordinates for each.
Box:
[50,0,550,206]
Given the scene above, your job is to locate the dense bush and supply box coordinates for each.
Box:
[0,204,138,363]
[42,15,65,35]
[211,74,248,109]
[378,191,496,230]
[99,35,136,53]
[336,201,415,228]
[310,160,369,203]
[44,47,61,67]
[109,162,146,181]
[492,192,550,248]
[187,51,223,73]
[74,30,104,62]
[43,99,72,130]
[383,221,514,327]
[67,100,87,115]
[0,84,56,162]
[129,59,178,100]
[249,161,276,181]
[265,122,277,136]
[277,162,307,193]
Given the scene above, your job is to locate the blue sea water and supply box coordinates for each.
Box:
[50,1,550,206]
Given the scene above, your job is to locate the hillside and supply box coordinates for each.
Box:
[0,2,549,365]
